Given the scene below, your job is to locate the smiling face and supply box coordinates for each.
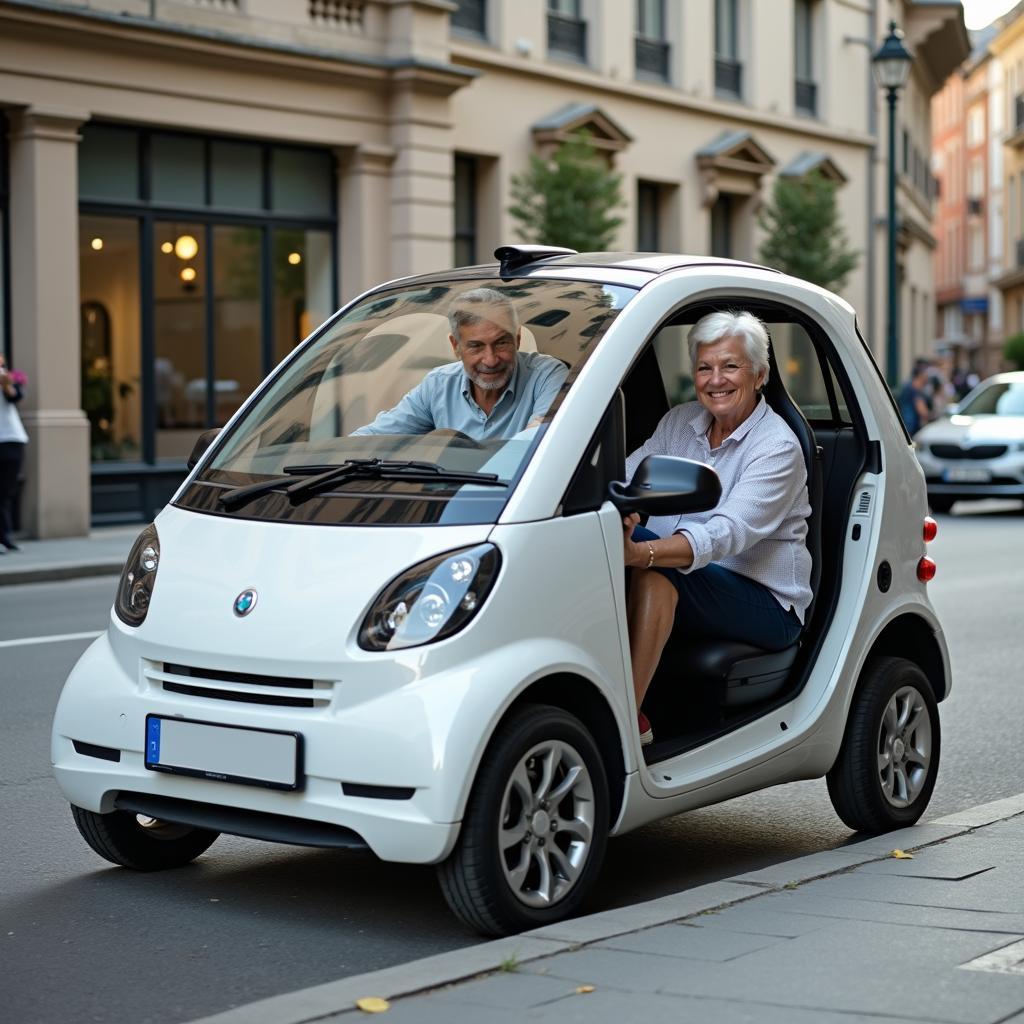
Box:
[450,307,520,395]
[693,335,766,429]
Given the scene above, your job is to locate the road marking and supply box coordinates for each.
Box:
[0,630,102,649]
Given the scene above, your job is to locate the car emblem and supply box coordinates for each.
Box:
[233,589,258,617]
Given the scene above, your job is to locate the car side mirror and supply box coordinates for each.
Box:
[607,455,722,516]
[187,428,221,470]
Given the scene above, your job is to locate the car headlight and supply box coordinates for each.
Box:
[115,524,160,627]
[358,543,501,651]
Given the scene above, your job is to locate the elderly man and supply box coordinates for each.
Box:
[352,287,567,439]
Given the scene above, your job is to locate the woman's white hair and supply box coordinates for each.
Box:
[688,310,770,386]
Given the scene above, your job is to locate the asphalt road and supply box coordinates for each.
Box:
[1,504,1021,1024]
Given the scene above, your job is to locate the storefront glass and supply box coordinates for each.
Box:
[273,228,334,365]
[79,216,142,461]
[78,123,337,520]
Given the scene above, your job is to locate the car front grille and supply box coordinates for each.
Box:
[147,662,332,708]
[929,443,1008,460]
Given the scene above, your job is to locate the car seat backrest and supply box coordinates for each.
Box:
[762,343,823,622]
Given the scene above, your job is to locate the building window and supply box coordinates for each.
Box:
[794,0,816,117]
[709,194,734,258]
[714,0,742,98]
[451,0,486,38]
[454,155,478,267]
[637,181,662,251]
[635,0,670,82]
[548,0,587,63]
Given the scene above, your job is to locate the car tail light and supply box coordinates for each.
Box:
[917,556,937,582]
[923,516,937,543]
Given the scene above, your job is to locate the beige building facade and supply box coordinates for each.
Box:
[0,0,966,535]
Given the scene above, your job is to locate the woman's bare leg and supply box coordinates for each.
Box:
[626,570,678,707]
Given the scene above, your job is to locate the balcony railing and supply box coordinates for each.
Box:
[795,77,817,117]
[714,57,742,98]
[635,36,670,81]
[547,12,587,63]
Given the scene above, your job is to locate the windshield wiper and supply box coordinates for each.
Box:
[218,459,503,513]
[284,458,504,503]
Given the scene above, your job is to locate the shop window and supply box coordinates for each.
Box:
[212,140,264,210]
[151,133,206,206]
[272,147,333,217]
[273,227,334,364]
[79,216,142,461]
[79,125,140,201]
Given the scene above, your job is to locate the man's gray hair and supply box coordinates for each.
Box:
[448,287,519,342]
[688,310,770,385]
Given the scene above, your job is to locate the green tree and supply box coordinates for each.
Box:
[508,130,624,252]
[1004,332,1024,369]
[758,170,859,293]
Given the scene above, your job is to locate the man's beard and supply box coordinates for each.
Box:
[468,367,512,391]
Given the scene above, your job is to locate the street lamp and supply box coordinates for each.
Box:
[872,21,913,388]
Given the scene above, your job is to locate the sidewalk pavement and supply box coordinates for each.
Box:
[0,525,138,586]
[187,793,1024,1024]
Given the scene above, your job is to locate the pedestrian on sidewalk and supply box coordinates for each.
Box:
[898,359,932,436]
[0,353,28,553]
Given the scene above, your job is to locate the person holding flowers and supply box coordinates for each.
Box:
[0,353,28,552]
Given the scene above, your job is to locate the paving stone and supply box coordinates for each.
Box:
[594,921,788,961]
[763,889,1024,935]
[836,823,969,857]
[436,970,597,1010]
[729,848,876,887]
[346,994,524,1024]
[675,903,836,938]
[932,795,1024,828]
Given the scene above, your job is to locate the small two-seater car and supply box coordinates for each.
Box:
[52,246,948,935]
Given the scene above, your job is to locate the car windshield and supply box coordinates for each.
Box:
[177,277,636,525]
[958,381,1024,416]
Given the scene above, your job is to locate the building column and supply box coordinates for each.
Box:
[8,107,91,538]
[338,144,396,304]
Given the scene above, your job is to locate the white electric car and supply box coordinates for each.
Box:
[52,247,948,935]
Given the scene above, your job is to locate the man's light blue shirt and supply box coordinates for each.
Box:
[352,351,568,440]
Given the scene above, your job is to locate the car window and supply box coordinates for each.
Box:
[179,277,637,526]
[959,380,1024,416]
[651,316,851,425]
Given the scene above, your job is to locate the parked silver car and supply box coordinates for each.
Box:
[914,371,1024,512]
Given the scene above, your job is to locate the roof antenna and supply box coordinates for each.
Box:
[494,244,577,278]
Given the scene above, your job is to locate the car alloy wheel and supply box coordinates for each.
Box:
[877,684,933,808]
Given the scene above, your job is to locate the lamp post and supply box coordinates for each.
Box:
[872,21,913,389]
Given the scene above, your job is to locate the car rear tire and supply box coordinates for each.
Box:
[71,804,219,870]
[437,704,609,936]
[928,495,955,513]
[827,656,940,833]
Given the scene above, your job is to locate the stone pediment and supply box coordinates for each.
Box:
[779,152,847,184]
[696,130,776,206]
[531,103,633,153]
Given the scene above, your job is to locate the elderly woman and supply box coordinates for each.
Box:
[623,310,812,745]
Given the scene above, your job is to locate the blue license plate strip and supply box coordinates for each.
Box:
[145,715,303,791]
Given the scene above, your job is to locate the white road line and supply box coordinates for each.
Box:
[0,630,102,649]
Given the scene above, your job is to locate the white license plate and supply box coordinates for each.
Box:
[943,467,992,483]
[145,716,302,790]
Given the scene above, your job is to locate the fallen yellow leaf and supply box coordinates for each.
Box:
[889,849,914,859]
[575,985,595,994]
[356,996,390,1013]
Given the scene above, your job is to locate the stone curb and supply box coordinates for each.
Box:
[0,561,125,586]
[183,792,1024,1024]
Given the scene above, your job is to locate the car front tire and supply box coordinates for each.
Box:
[827,656,941,833]
[437,704,609,936]
[71,805,219,870]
